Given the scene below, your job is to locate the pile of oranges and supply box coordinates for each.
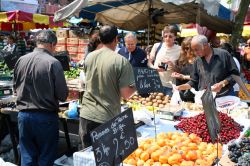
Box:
[123,132,222,166]
[239,84,250,100]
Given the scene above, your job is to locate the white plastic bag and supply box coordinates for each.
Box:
[170,84,182,105]
[215,95,240,111]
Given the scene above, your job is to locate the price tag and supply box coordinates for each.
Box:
[133,67,163,94]
[91,108,138,166]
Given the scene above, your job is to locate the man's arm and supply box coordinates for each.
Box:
[176,83,192,91]
[120,85,136,100]
[53,62,68,101]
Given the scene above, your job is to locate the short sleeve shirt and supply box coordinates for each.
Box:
[150,43,180,87]
[80,47,135,123]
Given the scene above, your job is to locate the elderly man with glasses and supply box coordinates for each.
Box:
[118,32,148,68]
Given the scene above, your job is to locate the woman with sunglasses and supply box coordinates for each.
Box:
[148,25,181,96]
[171,37,197,102]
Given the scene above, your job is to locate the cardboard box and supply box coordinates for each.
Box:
[56,30,68,38]
[79,39,89,45]
[55,45,67,52]
[69,54,80,62]
[77,46,87,54]
[69,30,78,38]
[67,46,78,55]
[57,38,67,45]
[67,38,79,46]
[78,53,85,60]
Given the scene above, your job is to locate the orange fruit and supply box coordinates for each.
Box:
[134,148,143,158]
[168,154,182,165]
[151,149,164,162]
[157,138,166,147]
[146,144,160,155]
[186,151,198,161]
[188,143,198,150]
[162,164,171,166]
[195,159,207,166]
[136,159,144,166]
[159,151,171,163]
[126,158,137,165]
[157,132,167,139]
[145,159,154,165]
[143,143,151,151]
[180,160,194,166]
[140,151,149,161]
[153,162,162,166]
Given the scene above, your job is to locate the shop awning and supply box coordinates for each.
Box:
[78,0,234,33]
[0,10,68,31]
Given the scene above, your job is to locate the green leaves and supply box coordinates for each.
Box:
[64,67,81,79]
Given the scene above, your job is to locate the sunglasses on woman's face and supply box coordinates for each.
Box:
[184,46,190,51]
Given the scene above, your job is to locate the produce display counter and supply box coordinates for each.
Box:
[72,109,250,166]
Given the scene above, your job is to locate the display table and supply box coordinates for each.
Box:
[73,116,250,166]
[0,107,79,163]
[73,119,182,166]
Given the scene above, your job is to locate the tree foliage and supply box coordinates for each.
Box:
[230,0,250,48]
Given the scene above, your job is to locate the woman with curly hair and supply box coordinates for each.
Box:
[171,37,197,102]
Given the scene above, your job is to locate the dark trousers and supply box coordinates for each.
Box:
[79,117,101,149]
[18,111,59,166]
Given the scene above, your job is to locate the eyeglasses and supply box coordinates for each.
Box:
[163,35,174,38]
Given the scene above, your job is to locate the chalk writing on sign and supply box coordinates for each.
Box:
[133,67,163,94]
[91,108,138,166]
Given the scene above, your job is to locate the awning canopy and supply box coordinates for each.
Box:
[0,10,68,31]
[79,0,234,33]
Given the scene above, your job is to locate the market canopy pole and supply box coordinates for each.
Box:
[54,0,88,22]
[147,0,152,46]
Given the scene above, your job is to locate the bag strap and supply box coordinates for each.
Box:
[153,42,163,65]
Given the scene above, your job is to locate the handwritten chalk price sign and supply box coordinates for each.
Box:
[90,108,138,166]
[133,67,163,94]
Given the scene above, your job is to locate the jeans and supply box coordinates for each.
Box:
[162,86,173,97]
[18,111,59,166]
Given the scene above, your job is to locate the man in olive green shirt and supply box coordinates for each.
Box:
[79,25,136,148]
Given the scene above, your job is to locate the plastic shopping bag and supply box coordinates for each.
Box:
[201,86,221,143]
[170,84,182,105]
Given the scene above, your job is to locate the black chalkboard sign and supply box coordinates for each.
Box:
[90,108,138,166]
[133,67,163,94]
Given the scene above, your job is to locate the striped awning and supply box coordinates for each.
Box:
[0,10,68,31]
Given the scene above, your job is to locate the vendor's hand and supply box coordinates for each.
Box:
[175,85,181,91]
[211,82,223,93]
[171,72,184,79]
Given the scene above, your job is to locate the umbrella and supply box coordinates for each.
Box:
[79,0,234,33]
[0,10,67,31]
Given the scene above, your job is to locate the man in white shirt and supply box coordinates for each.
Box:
[148,25,181,96]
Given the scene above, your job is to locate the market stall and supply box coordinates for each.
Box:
[70,66,250,166]
[0,10,68,31]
